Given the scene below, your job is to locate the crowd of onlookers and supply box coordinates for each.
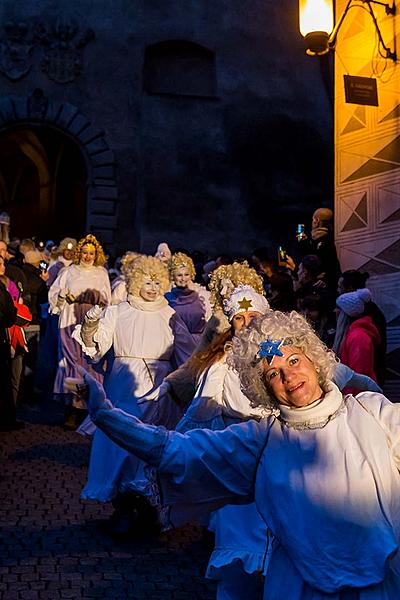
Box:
[0,206,387,431]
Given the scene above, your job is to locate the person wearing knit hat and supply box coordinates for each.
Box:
[338,270,387,387]
[333,288,381,394]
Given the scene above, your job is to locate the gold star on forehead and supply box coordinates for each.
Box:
[238,297,253,310]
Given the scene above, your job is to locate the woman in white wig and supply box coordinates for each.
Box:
[73,255,196,529]
[166,252,211,345]
[81,309,400,599]
[49,234,111,427]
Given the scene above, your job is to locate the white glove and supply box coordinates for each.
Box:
[140,381,171,402]
[85,304,103,321]
[78,367,112,420]
[56,290,68,311]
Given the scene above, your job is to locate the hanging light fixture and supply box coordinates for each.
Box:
[299,0,334,55]
[299,0,396,60]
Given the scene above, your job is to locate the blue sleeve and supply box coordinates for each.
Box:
[159,419,271,525]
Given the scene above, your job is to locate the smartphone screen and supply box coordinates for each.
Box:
[278,246,287,265]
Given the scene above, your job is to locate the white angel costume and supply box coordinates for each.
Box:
[90,385,400,600]
[48,263,111,394]
[75,295,196,502]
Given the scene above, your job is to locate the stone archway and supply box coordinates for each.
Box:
[0,89,118,249]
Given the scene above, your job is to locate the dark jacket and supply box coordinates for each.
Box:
[21,264,48,324]
[0,282,17,427]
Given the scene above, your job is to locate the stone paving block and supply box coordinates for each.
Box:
[0,407,216,600]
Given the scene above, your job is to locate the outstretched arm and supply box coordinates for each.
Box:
[81,369,269,521]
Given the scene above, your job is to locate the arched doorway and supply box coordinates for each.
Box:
[0,124,87,241]
[0,90,118,249]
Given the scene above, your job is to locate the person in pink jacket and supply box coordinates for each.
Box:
[333,288,382,394]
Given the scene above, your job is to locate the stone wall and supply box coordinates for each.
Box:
[0,0,333,256]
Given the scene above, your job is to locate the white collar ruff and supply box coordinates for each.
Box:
[277,382,345,430]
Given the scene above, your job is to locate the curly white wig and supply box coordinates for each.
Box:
[169,252,196,281]
[120,251,141,277]
[230,310,338,408]
[125,255,170,296]
[208,261,264,310]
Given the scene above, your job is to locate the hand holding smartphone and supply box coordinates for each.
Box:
[278,246,287,266]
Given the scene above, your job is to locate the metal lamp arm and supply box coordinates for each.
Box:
[328,0,396,61]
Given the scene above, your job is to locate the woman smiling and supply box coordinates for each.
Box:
[80,310,400,599]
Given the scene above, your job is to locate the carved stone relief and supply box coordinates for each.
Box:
[0,19,95,83]
[0,22,36,81]
[37,21,95,84]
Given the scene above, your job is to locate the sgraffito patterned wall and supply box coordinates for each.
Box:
[334,0,400,400]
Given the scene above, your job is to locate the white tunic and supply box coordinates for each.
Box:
[110,279,127,305]
[48,263,111,393]
[158,386,400,599]
[48,263,111,329]
[80,298,196,501]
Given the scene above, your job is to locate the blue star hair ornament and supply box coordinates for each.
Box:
[258,339,284,365]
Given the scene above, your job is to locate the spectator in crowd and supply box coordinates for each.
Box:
[299,293,336,347]
[47,238,77,288]
[338,269,386,387]
[0,255,19,301]
[291,254,332,308]
[268,271,295,312]
[0,281,19,430]
[333,288,381,394]
[287,207,341,296]
[21,250,49,325]
[0,240,27,301]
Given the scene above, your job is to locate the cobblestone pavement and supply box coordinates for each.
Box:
[0,403,216,600]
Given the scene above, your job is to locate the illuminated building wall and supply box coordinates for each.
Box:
[334,0,400,397]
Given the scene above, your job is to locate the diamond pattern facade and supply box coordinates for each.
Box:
[335,0,400,399]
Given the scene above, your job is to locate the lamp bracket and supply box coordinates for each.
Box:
[328,0,397,61]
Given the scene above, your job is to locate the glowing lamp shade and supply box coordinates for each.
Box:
[299,0,334,55]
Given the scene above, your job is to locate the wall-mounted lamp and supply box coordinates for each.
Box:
[299,0,397,60]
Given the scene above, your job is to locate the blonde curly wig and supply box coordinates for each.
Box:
[208,261,264,310]
[169,252,196,281]
[230,310,338,409]
[74,234,106,267]
[120,251,142,277]
[125,255,170,296]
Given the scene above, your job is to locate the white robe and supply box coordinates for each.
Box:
[80,299,196,501]
[158,386,400,599]
[48,263,111,394]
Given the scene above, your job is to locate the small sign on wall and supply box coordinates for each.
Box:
[344,75,378,106]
